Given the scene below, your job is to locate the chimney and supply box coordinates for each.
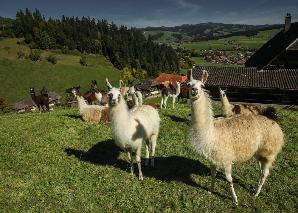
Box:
[285,13,291,32]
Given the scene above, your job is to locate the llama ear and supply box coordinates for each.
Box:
[190,65,195,81]
[201,70,208,85]
[119,80,123,88]
[106,78,113,90]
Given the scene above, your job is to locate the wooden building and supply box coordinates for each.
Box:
[192,66,298,105]
[245,14,298,69]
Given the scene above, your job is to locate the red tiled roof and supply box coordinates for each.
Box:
[153,73,188,86]
[192,66,298,90]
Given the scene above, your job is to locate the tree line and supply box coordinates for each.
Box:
[7,9,180,76]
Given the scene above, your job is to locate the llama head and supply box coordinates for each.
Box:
[128,85,136,96]
[29,87,35,95]
[187,69,208,100]
[219,87,227,97]
[106,78,122,107]
[71,87,81,97]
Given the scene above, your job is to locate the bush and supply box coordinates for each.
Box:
[79,56,87,66]
[17,50,26,59]
[0,98,11,113]
[29,50,42,61]
[47,54,57,64]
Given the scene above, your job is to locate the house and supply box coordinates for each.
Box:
[245,13,298,69]
[152,73,188,88]
[191,66,298,104]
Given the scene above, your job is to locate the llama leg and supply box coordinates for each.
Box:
[225,164,238,205]
[210,164,217,193]
[128,151,134,176]
[254,160,270,197]
[164,96,168,109]
[144,140,150,166]
[136,148,143,181]
[150,134,157,167]
[160,97,164,109]
[172,97,176,109]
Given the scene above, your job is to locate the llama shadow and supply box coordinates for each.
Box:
[165,114,190,123]
[62,114,82,120]
[65,140,230,200]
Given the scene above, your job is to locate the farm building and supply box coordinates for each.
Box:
[245,13,298,69]
[14,91,61,112]
[190,14,298,105]
[191,66,298,104]
[152,73,188,87]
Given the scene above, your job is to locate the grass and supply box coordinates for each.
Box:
[0,38,120,104]
[0,100,297,212]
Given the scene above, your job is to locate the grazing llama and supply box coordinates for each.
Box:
[160,80,181,109]
[30,87,50,112]
[219,88,260,117]
[187,69,284,204]
[71,87,108,123]
[106,78,160,180]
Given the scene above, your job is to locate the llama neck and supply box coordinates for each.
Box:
[175,84,181,96]
[220,95,233,116]
[94,91,102,102]
[110,97,131,130]
[191,91,214,135]
[31,93,36,101]
[77,96,88,114]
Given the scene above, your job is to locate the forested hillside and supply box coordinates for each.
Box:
[1,9,179,76]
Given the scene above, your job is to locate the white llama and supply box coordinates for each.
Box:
[219,88,260,117]
[188,69,284,205]
[127,84,143,108]
[106,78,160,180]
[160,80,181,109]
[71,88,107,123]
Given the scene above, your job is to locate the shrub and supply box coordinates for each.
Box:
[17,50,26,59]
[80,56,87,66]
[29,50,42,61]
[0,98,11,113]
[47,54,57,64]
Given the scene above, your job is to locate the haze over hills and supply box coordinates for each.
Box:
[143,22,282,43]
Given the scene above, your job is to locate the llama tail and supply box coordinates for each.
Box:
[261,106,279,122]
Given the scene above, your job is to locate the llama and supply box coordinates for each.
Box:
[119,80,129,97]
[127,84,143,109]
[160,80,181,109]
[187,69,284,204]
[91,80,109,106]
[177,82,189,102]
[71,87,109,123]
[106,78,160,180]
[219,88,260,117]
[30,87,50,112]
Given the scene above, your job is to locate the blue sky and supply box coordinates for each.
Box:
[1,0,297,27]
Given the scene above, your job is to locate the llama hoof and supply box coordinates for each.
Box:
[139,175,144,181]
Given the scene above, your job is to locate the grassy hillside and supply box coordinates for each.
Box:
[0,38,120,104]
[179,29,280,51]
[0,101,297,212]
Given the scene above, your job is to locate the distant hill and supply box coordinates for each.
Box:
[143,23,282,44]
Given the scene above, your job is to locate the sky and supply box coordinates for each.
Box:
[0,0,297,27]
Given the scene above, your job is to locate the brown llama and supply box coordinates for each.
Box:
[188,69,284,205]
[160,80,181,109]
[30,87,50,112]
[219,88,260,117]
